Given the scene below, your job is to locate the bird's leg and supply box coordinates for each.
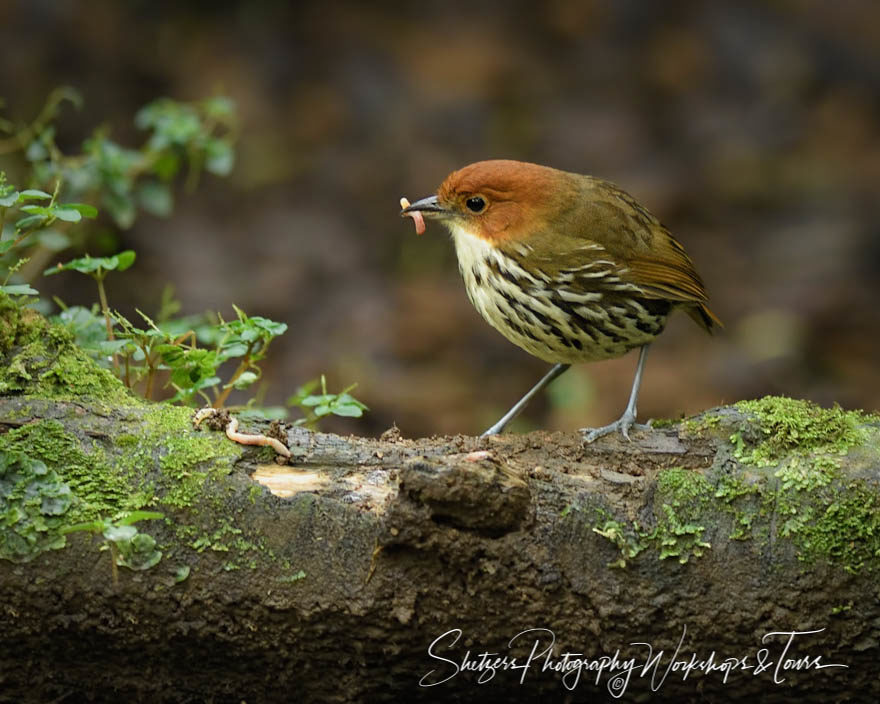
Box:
[582,345,653,444]
[481,363,571,437]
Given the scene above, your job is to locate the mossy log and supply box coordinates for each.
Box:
[1,390,879,703]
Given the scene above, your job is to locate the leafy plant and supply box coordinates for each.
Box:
[44,250,135,361]
[49,290,292,408]
[0,449,73,562]
[0,174,98,297]
[1,88,237,289]
[288,375,369,428]
[2,90,368,428]
[62,510,165,585]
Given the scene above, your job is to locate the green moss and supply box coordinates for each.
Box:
[0,420,139,522]
[0,400,274,572]
[680,413,722,436]
[591,468,713,566]
[583,398,880,574]
[593,516,646,568]
[645,468,713,563]
[723,396,880,572]
[0,292,20,353]
[759,484,877,573]
[0,303,290,572]
[775,481,880,573]
[733,396,872,466]
[714,474,762,540]
[0,300,133,405]
[648,417,679,429]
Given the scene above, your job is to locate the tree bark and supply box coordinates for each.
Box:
[1,396,878,703]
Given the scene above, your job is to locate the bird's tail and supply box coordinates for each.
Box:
[687,302,723,334]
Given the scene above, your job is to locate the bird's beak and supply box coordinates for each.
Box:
[400,195,448,218]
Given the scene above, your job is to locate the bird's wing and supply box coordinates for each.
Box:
[529,181,722,331]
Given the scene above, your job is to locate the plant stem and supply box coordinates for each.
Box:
[144,355,156,401]
[109,542,119,589]
[94,269,118,370]
[212,343,254,409]
[95,273,112,339]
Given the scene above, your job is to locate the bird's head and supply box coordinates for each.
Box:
[401,160,576,243]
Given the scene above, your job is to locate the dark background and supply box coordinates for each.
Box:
[1,0,878,436]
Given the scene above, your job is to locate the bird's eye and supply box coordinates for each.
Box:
[465,196,486,213]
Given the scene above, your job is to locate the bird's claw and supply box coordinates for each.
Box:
[580,415,652,444]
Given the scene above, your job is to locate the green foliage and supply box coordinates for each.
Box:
[592,515,646,569]
[732,396,871,467]
[589,468,713,566]
[63,510,165,581]
[0,174,98,297]
[1,89,367,428]
[288,374,369,428]
[1,88,236,294]
[44,250,135,277]
[0,448,72,562]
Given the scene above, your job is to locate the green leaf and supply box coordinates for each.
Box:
[15,214,48,231]
[44,250,136,276]
[217,342,249,361]
[313,403,332,417]
[52,206,82,223]
[0,191,18,207]
[62,519,109,535]
[44,255,101,276]
[64,203,99,218]
[204,138,234,176]
[152,151,181,181]
[103,524,137,542]
[0,284,39,296]
[299,394,333,407]
[114,249,136,271]
[174,565,191,583]
[53,306,107,347]
[17,189,52,201]
[116,531,162,570]
[19,204,51,214]
[254,318,288,337]
[202,96,236,121]
[137,181,173,217]
[40,485,72,515]
[155,344,185,365]
[103,191,136,229]
[116,510,164,526]
[231,371,258,389]
[330,403,366,418]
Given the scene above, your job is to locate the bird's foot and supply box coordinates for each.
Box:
[581,414,652,444]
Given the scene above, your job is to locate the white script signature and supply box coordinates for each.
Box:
[419,626,847,696]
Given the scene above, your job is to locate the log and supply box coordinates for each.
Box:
[1,391,879,703]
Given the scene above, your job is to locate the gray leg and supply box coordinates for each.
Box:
[582,345,652,443]
[481,363,571,437]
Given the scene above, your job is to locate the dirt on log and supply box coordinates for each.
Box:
[1,393,879,703]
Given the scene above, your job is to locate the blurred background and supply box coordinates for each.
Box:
[1,0,878,437]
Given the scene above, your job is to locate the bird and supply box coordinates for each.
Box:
[400,159,720,442]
